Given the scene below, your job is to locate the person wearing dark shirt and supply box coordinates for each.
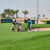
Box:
[27,19,31,32]
[12,19,18,31]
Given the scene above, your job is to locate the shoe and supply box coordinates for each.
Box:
[28,31,30,32]
[15,30,17,32]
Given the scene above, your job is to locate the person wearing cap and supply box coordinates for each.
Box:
[27,19,32,32]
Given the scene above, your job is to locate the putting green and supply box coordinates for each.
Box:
[0,23,50,50]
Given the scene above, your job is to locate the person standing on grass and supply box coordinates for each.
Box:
[14,19,18,31]
[18,23,20,31]
[30,19,32,32]
[20,23,22,32]
[12,19,18,31]
[27,19,32,32]
[18,23,22,32]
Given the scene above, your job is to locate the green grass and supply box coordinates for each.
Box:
[0,23,50,50]
[21,23,50,30]
[31,24,50,28]
[41,20,47,24]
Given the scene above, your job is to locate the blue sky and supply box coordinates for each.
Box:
[0,0,50,18]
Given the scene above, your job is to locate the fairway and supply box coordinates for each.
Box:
[0,23,50,50]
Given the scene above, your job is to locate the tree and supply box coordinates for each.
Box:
[1,13,6,18]
[15,10,19,18]
[10,9,15,18]
[4,9,11,17]
[34,17,36,19]
[22,10,29,20]
[42,14,45,18]
[0,14,1,18]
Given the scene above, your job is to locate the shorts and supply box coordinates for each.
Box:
[18,29,20,31]
[30,25,31,29]
[28,26,30,29]
[14,25,16,29]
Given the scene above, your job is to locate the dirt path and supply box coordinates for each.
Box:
[32,28,50,31]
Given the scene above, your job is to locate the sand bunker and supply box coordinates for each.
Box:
[32,28,50,31]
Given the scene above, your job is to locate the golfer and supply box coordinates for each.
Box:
[27,19,32,32]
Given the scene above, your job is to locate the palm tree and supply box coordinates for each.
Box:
[42,14,45,18]
[1,13,6,18]
[34,17,36,19]
[22,10,29,20]
[15,10,19,18]
[4,9,11,17]
[10,9,15,18]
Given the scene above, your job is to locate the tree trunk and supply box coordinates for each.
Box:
[16,13,18,18]
[25,15,26,20]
